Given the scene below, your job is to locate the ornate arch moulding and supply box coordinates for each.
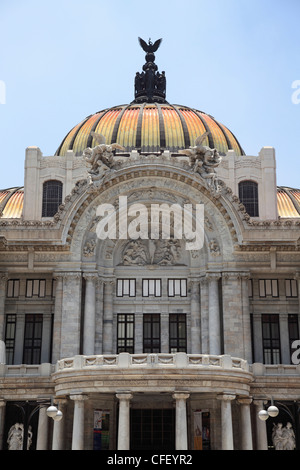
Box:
[63,162,243,250]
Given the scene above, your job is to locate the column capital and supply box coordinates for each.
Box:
[237,397,252,406]
[70,394,88,402]
[0,399,6,407]
[206,272,221,282]
[83,272,99,282]
[172,392,190,401]
[217,393,236,402]
[116,393,133,401]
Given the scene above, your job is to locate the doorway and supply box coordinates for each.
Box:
[130,408,175,450]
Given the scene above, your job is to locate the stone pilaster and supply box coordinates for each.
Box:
[70,394,87,450]
[52,273,63,363]
[222,271,251,359]
[190,280,201,354]
[60,273,82,359]
[103,280,114,354]
[173,392,190,450]
[83,273,98,355]
[217,394,235,450]
[0,273,8,341]
[116,393,133,450]
[207,273,221,355]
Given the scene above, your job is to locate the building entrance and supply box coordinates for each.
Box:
[130,409,175,450]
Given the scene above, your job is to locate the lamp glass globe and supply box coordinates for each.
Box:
[47,405,58,418]
[258,409,269,421]
[53,410,63,421]
[267,405,279,417]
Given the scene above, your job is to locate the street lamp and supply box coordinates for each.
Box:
[12,398,63,450]
[258,398,279,421]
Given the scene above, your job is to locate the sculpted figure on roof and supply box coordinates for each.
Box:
[179,132,222,193]
[83,132,125,178]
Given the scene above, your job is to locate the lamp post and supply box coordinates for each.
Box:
[13,399,62,450]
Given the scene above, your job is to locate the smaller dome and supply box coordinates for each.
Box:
[55,103,245,157]
[0,187,24,218]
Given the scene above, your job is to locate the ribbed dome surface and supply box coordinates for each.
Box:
[55,103,245,157]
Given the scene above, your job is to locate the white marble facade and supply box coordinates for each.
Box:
[0,144,300,451]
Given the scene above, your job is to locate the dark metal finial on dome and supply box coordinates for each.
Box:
[133,37,167,104]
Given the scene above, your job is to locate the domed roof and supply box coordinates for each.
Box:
[55,103,245,157]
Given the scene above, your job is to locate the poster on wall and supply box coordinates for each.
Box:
[93,410,110,450]
[194,410,210,450]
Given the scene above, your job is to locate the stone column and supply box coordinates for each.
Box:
[41,314,52,363]
[103,280,114,354]
[190,280,201,354]
[253,399,268,450]
[52,274,63,363]
[0,400,6,450]
[52,399,67,450]
[83,273,98,355]
[237,398,253,450]
[241,273,252,362]
[217,394,235,450]
[71,394,87,450]
[14,314,25,364]
[173,392,190,450]
[0,273,8,341]
[200,277,209,354]
[207,273,221,355]
[116,393,133,450]
[60,273,82,359]
[279,314,290,364]
[252,314,264,363]
[36,406,49,450]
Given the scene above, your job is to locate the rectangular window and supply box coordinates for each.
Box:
[285,279,298,298]
[288,314,299,363]
[169,314,187,353]
[116,279,136,297]
[259,279,279,298]
[117,314,134,354]
[168,279,187,297]
[142,279,161,297]
[262,314,281,364]
[143,314,161,353]
[5,314,16,365]
[6,279,20,298]
[23,314,43,364]
[26,279,46,298]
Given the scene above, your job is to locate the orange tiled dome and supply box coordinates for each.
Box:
[55,103,245,157]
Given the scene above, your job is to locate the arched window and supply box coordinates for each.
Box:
[42,180,63,217]
[238,180,259,217]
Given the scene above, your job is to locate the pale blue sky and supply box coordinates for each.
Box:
[0,0,299,189]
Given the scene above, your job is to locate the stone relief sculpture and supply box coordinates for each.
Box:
[7,423,32,450]
[179,132,222,194]
[121,239,182,266]
[83,132,125,180]
[272,422,296,450]
[83,237,97,257]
